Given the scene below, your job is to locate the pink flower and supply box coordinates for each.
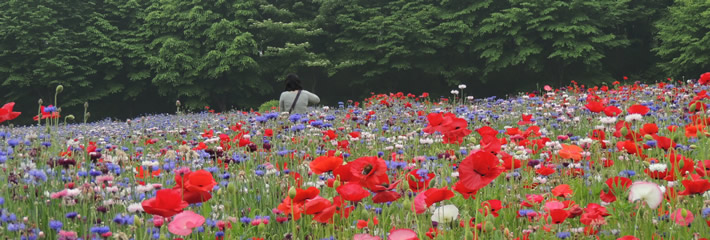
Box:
[50,189,68,199]
[670,208,694,226]
[58,230,78,240]
[153,215,165,227]
[354,233,382,240]
[388,228,419,240]
[411,191,427,214]
[168,211,206,236]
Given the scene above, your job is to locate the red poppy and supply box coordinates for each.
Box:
[141,189,189,218]
[585,101,605,113]
[480,199,503,217]
[347,156,389,189]
[33,105,60,121]
[476,126,498,137]
[423,187,454,207]
[653,135,675,150]
[304,197,331,215]
[536,166,555,176]
[627,104,650,115]
[439,116,472,144]
[458,151,504,192]
[517,114,534,125]
[678,174,710,195]
[500,153,521,171]
[480,135,501,153]
[264,129,273,137]
[601,105,621,117]
[558,144,583,162]
[549,209,569,224]
[453,181,478,199]
[406,169,435,192]
[372,191,401,203]
[336,182,370,202]
[293,187,320,204]
[696,160,710,177]
[617,236,639,240]
[699,72,710,85]
[323,130,338,141]
[0,102,21,123]
[310,156,343,174]
[551,184,573,198]
[277,197,304,220]
[173,170,217,204]
[599,176,632,203]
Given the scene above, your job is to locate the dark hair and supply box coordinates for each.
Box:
[284,73,303,91]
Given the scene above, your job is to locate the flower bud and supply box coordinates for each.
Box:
[644,134,653,140]
[620,127,628,137]
[56,85,64,93]
[38,98,43,105]
[176,100,181,107]
[65,115,75,121]
[288,186,297,198]
[84,102,89,108]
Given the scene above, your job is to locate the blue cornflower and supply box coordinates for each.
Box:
[701,208,710,218]
[620,170,636,177]
[254,170,265,176]
[65,212,78,219]
[240,216,251,224]
[557,232,571,239]
[49,220,63,231]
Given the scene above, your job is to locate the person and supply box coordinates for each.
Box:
[279,73,320,114]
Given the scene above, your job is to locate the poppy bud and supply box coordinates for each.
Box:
[681,208,689,217]
[483,221,495,232]
[644,134,653,140]
[620,127,628,137]
[65,115,75,121]
[227,183,237,193]
[134,215,142,226]
[84,102,89,109]
[56,85,64,93]
[176,100,181,107]
[690,144,697,149]
[38,98,43,104]
[288,186,297,198]
[258,223,266,231]
[332,179,341,188]
[690,103,697,112]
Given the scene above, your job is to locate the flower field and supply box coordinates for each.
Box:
[2,74,710,240]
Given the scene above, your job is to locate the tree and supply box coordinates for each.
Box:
[654,0,710,78]
[473,0,631,86]
[140,0,263,110]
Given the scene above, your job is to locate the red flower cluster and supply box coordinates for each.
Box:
[423,112,472,144]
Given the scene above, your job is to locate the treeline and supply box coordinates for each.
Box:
[1,0,709,122]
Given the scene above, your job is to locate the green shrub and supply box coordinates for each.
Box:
[258,99,279,112]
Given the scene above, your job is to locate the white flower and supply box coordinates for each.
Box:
[649,163,667,172]
[625,114,643,122]
[458,84,467,89]
[431,205,459,223]
[127,203,144,213]
[467,96,474,100]
[628,181,663,209]
[66,189,81,197]
[451,90,459,95]
[599,117,617,124]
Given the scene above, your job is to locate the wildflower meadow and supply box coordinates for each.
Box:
[2,73,710,240]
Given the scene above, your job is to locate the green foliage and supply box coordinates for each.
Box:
[0,0,693,122]
[258,99,279,112]
[654,0,710,77]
